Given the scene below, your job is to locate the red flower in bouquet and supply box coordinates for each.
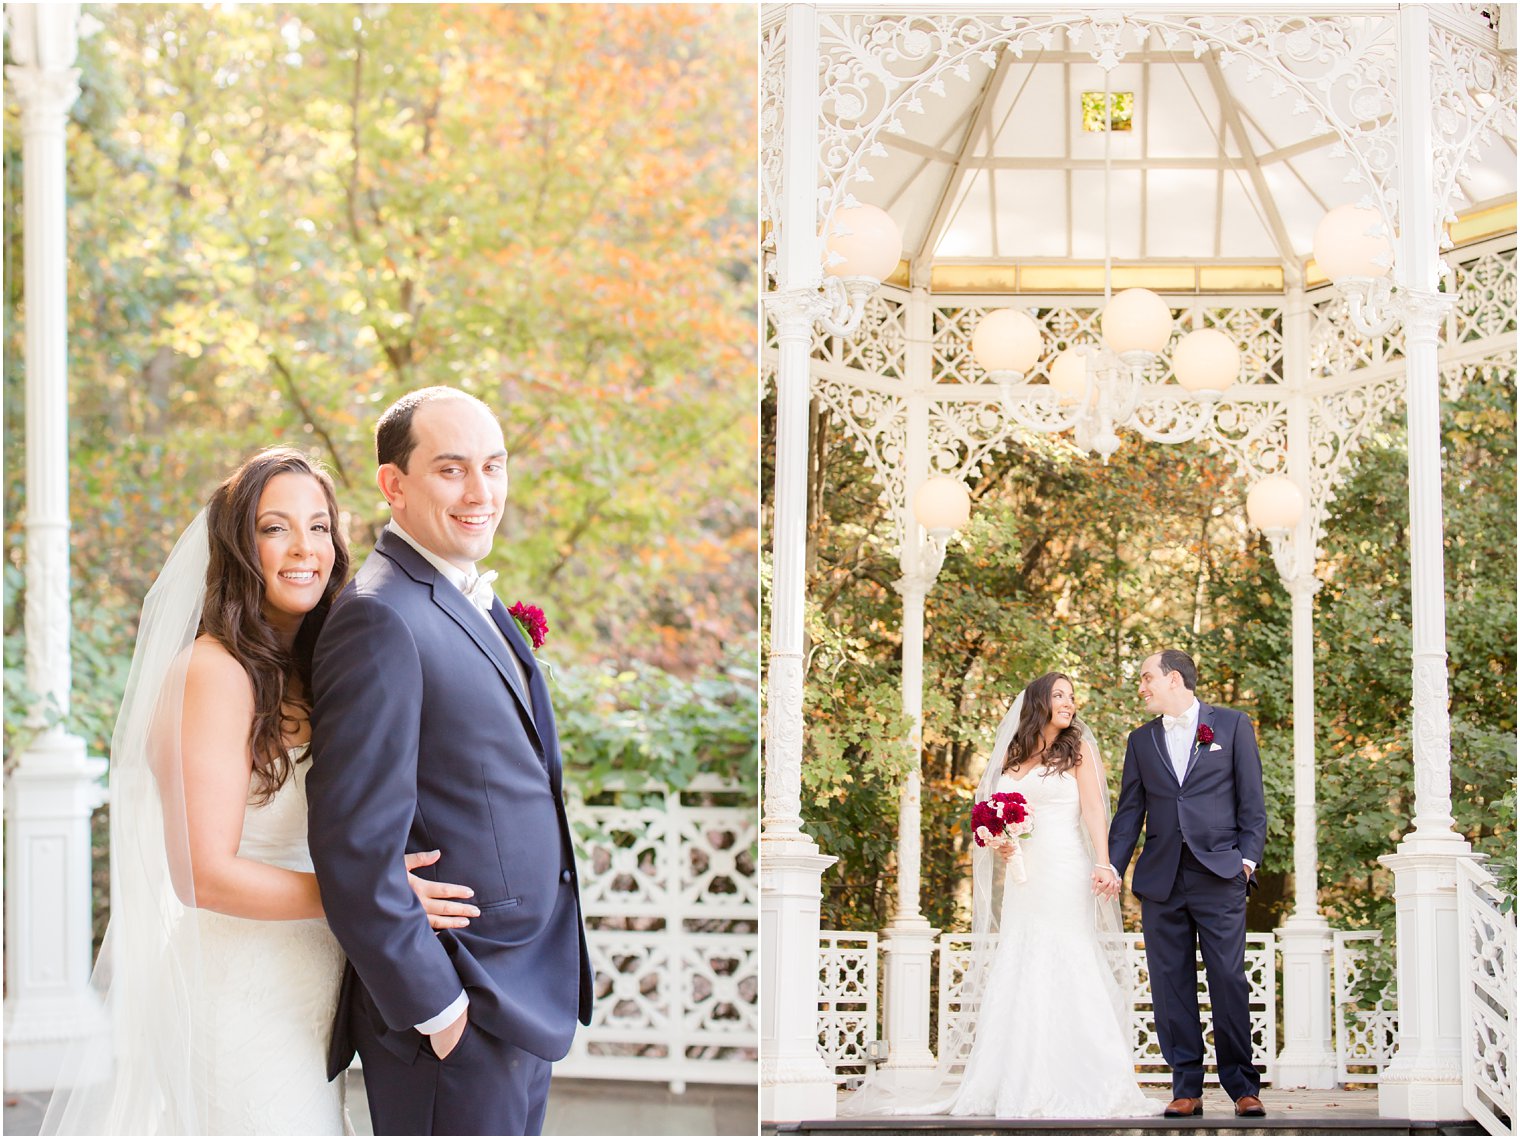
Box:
[1195,723,1214,747]
[508,601,549,650]
[973,790,1035,883]
[972,791,1030,847]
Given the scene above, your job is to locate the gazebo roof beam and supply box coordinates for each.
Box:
[882,102,981,221]
[1202,50,1301,277]
[911,44,1018,283]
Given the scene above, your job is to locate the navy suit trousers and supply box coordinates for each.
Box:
[353,1006,552,1137]
[1140,846,1260,1101]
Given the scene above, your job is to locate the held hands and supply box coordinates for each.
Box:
[1091,864,1121,899]
[404,849,481,930]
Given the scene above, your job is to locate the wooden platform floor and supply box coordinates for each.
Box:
[767,1088,1490,1136]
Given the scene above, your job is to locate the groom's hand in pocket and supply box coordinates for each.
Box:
[404,849,482,930]
[430,1008,468,1060]
[1243,860,1258,893]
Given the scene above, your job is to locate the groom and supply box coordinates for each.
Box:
[308,386,593,1135]
[1108,649,1267,1119]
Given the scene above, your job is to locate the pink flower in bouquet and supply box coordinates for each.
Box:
[508,601,549,650]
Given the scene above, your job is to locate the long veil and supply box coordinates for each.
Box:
[41,512,212,1134]
[838,687,1132,1117]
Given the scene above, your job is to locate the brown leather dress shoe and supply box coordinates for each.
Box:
[1164,1097,1204,1117]
[1235,1094,1267,1117]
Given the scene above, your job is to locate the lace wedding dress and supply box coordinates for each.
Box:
[946,768,1162,1119]
[187,755,348,1135]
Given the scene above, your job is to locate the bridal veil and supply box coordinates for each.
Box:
[41,512,213,1134]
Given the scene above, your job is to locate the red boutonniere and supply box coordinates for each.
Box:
[1195,724,1215,747]
[508,601,548,651]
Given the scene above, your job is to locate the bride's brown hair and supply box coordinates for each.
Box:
[1002,671,1085,777]
[201,448,350,804]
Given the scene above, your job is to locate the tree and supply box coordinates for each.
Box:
[5,4,759,766]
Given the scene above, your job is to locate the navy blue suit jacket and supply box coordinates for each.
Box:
[1107,702,1267,902]
[307,531,593,1078]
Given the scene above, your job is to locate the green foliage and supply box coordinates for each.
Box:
[555,653,758,801]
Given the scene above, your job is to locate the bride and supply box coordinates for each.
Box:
[43,448,480,1136]
[842,672,1163,1119]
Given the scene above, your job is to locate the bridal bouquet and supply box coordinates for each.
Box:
[972,791,1034,883]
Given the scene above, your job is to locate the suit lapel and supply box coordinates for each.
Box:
[430,582,543,749]
[374,531,547,759]
[1182,702,1215,783]
[1148,718,1180,788]
[488,603,560,785]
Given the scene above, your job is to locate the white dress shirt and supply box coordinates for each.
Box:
[1161,698,1200,785]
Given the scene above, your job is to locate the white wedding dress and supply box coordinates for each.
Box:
[183,756,348,1135]
[946,768,1163,1119]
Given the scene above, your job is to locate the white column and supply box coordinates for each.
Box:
[879,291,939,1072]
[760,5,839,1122]
[1274,287,1337,1088]
[1377,5,1471,1120]
[3,4,111,1095]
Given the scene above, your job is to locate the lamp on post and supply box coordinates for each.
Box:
[1246,470,1340,1087]
[1312,203,1396,336]
[820,203,903,336]
[879,471,970,1074]
[912,474,972,578]
[1246,473,1307,581]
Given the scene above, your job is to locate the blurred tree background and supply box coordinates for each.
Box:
[762,356,1516,941]
[4,4,758,816]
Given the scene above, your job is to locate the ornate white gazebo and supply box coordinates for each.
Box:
[760,4,1515,1127]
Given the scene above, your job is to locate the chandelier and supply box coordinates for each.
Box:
[970,75,1241,462]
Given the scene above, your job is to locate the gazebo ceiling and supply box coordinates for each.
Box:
[851,22,1518,289]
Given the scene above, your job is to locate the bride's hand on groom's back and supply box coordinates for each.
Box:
[403,849,482,929]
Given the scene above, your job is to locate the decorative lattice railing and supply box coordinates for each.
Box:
[1333,930,1398,1084]
[817,931,1276,1086]
[556,776,757,1087]
[818,931,879,1084]
[1458,857,1516,1135]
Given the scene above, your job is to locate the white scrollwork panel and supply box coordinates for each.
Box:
[1451,247,1518,347]
[811,373,910,529]
[559,777,757,1084]
[1427,23,1519,257]
[1333,930,1399,1083]
[1310,290,1405,377]
[817,931,879,1082]
[1457,858,1517,1135]
[814,292,908,378]
[1309,372,1405,515]
[934,302,1284,388]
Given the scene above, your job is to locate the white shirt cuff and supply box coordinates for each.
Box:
[415,990,469,1035]
[1242,859,1257,872]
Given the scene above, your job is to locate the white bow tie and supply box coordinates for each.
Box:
[1162,713,1189,733]
[462,569,498,615]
